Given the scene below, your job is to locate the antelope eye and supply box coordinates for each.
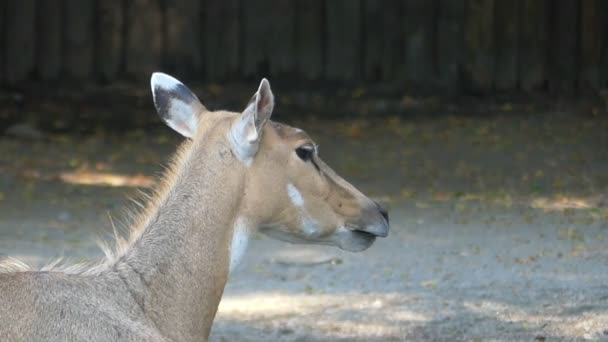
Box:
[295,145,314,161]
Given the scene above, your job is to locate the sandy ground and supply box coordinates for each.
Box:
[1,106,608,341]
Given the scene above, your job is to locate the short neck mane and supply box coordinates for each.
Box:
[108,128,245,340]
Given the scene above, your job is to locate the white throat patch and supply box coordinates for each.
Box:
[229,217,251,274]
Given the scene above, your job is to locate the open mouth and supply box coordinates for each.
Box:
[351,229,378,240]
[349,222,389,238]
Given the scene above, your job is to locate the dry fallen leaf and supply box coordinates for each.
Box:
[421,280,438,289]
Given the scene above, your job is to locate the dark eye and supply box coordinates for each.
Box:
[295,145,314,161]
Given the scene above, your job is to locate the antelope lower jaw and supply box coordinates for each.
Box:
[258,225,334,246]
[332,226,377,252]
[258,225,377,252]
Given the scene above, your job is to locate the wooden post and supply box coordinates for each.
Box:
[165,0,202,79]
[0,2,5,84]
[242,0,295,79]
[242,0,270,78]
[5,1,36,84]
[381,0,404,81]
[549,0,579,93]
[97,0,124,82]
[602,1,608,88]
[518,0,548,91]
[64,0,95,79]
[463,0,495,94]
[326,0,361,81]
[295,0,323,80]
[125,0,163,79]
[363,0,383,81]
[363,0,402,82]
[579,0,603,92]
[403,0,436,87]
[268,1,295,77]
[493,1,520,91]
[437,0,465,91]
[37,0,63,80]
[205,0,240,80]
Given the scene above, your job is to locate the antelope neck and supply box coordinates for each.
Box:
[111,135,246,340]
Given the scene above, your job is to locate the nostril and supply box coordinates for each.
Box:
[380,208,389,224]
[373,200,389,224]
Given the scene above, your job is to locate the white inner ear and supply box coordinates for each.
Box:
[164,99,198,138]
[229,105,260,165]
[238,105,260,143]
[228,78,274,164]
[151,72,200,138]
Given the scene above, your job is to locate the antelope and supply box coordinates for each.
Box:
[0,73,389,341]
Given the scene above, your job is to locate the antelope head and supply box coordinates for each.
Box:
[151,73,389,254]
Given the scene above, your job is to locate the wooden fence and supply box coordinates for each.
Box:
[1,0,607,94]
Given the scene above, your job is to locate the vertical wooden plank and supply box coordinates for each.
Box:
[602,1,608,88]
[362,0,402,82]
[242,1,270,78]
[125,0,163,79]
[242,0,294,78]
[97,0,124,81]
[493,1,519,91]
[5,1,36,84]
[381,0,403,81]
[326,0,361,81]
[295,0,323,80]
[205,0,240,80]
[37,0,62,80]
[165,0,202,78]
[64,0,95,79]
[0,2,5,84]
[268,1,295,77]
[518,0,548,91]
[363,0,383,81]
[549,0,579,93]
[436,0,465,91]
[579,0,603,92]
[463,0,495,93]
[403,0,436,87]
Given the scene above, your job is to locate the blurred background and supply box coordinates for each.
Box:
[1,1,607,91]
[1,1,608,341]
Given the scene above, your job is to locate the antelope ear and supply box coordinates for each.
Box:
[150,72,207,138]
[230,78,275,160]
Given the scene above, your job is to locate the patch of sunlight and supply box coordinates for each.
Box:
[59,170,155,188]
[391,310,430,322]
[316,320,402,336]
[217,292,428,323]
[216,292,426,339]
[530,196,593,211]
[464,301,548,322]
[464,300,608,339]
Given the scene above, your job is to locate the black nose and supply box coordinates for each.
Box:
[373,200,389,224]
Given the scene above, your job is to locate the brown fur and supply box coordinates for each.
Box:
[0,75,388,341]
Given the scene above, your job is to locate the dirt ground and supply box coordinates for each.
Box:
[1,93,608,341]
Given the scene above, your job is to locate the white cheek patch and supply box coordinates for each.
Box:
[229,217,251,274]
[287,183,304,207]
[287,183,321,237]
